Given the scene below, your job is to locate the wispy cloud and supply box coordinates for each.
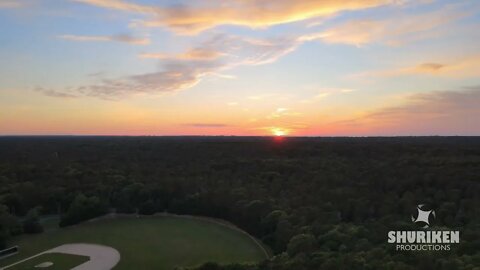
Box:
[183,123,229,128]
[267,108,302,119]
[72,60,223,99]
[74,0,397,34]
[332,88,480,135]
[0,0,29,9]
[139,48,225,61]
[354,55,480,79]
[59,33,150,45]
[315,4,469,46]
[42,33,303,99]
[35,87,79,98]
[301,87,357,103]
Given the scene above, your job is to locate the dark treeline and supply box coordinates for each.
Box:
[0,136,479,269]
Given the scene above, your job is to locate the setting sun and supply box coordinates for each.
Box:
[272,128,288,137]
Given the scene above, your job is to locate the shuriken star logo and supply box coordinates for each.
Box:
[411,204,436,228]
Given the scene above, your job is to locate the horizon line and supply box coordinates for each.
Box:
[0,135,479,138]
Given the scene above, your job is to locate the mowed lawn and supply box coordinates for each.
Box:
[0,216,267,270]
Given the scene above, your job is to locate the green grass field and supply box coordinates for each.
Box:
[5,253,89,270]
[0,216,267,270]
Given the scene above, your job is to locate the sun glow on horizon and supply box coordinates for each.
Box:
[271,128,288,137]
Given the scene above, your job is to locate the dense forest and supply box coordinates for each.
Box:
[0,136,479,270]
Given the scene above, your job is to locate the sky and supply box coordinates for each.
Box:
[0,0,479,136]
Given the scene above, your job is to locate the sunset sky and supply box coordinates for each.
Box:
[1,0,479,136]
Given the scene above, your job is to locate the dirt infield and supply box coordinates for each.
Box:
[50,244,120,270]
[1,243,120,270]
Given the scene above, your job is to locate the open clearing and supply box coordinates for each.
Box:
[0,216,267,270]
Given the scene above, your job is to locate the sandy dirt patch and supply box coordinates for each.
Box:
[49,243,120,270]
[1,243,120,270]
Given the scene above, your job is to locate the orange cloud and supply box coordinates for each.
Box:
[355,55,480,78]
[139,48,225,61]
[59,34,150,45]
[73,0,154,13]
[318,4,468,46]
[75,0,395,34]
[328,88,480,135]
[267,108,302,119]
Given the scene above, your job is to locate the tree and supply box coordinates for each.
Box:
[0,215,8,249]
[22,207,43,234]
[273,218,293,253]
[138,200,157,215]
[261,210,287,235]
[287,234,316,256]
[60,194,107,227]
[0,205,21,248]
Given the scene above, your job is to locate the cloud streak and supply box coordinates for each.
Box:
[315,4,469,46]
[44,33,304,99]
[300,87,357,103]
[354,54,480,79]
[139,48,225,61]
[0,0,29,9]
[35,87,79,98]
[74,0,397,34]
[59,34,150,45]
[73,60,223,99]
[183,123,229,128]
[332,88,480,135]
